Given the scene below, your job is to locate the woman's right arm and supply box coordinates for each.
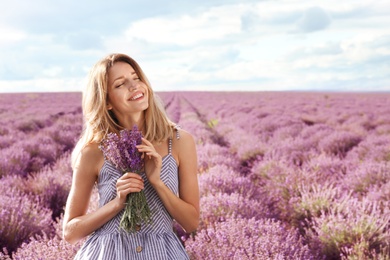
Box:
[62,143,144,244]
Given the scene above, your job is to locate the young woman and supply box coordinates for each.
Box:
[63,53,199,259]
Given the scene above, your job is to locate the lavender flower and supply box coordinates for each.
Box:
[198,192,269,230]
[185,216,317,259]
[198,165,260,200]
[0,147,30,178]
[0,186,54,255]
[305,196,390,259]
[11,233,81,260]
[2,91,390,258]
[99,125,151,232]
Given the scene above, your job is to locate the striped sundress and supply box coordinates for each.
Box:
[74,131,189,260]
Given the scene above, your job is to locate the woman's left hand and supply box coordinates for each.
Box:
[137,138,162,185]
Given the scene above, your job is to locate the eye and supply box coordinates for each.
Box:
[115,82,124,88]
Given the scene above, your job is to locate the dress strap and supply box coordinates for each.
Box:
[174,124,181,140]
[168,138,172,154]
[168,125,181,154]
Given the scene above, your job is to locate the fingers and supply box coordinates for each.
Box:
[116,173,144,199]
[121,172,143,181]
[136,138,154,152]
[136,139,160,160]
[140,137,152,146]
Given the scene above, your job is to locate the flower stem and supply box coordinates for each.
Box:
[120,190,151,232]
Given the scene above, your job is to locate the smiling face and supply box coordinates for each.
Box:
[106,61,149,125]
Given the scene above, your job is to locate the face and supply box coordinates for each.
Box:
[106,62,149,120]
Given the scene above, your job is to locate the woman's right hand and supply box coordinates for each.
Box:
[115,172,144,205]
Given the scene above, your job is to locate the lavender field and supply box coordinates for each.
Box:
[0,91,389,260]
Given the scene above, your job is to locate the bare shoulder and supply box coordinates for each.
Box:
[174,128,196,147]
[74,142,104,178]
[81,142,103,159]
[172,128,197,165]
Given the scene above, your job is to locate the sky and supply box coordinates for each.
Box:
[0,0,389,93]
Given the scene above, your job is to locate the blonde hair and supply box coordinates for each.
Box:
[71,53,174,168]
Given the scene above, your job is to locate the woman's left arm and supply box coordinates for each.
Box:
[138,130,199,233]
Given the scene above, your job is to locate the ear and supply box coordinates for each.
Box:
[107,103,113,110]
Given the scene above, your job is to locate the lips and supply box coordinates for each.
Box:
[128,92,144,101]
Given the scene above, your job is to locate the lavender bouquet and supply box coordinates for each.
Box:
[99,125,151,232]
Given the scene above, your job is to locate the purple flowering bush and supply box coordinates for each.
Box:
[265,136,318,167]
[198,165,259,200]
[0,186,54,254]
[1,92,390,259]
[10,233,81,260]
[318,131,362,158]
[0,147,30,178]
[0,129,24,149]
[199,192,269,230]
[249,159,305,220]
[10,187,100,260]
[343,161,390,198]
[196,143,237,172]
[161,93,181,123]
[16,134,62,173]
[366,181,390,205]
[0,154,72,221]
[302,154,347,184]
[305,197,390,259]
[45,113,82,152]
[23,154,73,219]
[185,217,318,260]
[346,134,390,163]
[288,183,344,231]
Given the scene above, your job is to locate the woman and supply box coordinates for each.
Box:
[63,53,199,259]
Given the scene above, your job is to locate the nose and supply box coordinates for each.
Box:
[128,81,138,91]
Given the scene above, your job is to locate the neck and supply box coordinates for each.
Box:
[118,112,145,132]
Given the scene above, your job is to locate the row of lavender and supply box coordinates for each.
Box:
[170,92,390,259]
[0,93,82,177]
[0,93,83,258]
[161,93,316,259]
[1,91,389,259]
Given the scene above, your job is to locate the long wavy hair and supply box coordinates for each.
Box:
[71,53,174,168]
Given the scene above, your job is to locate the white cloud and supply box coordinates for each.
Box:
[0,0,389,93]
[42,66,63,78]
[340,33,390,63]
[125,5,243,46]
[0,24,26,46]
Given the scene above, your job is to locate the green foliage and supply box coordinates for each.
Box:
[207,118,218,128]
